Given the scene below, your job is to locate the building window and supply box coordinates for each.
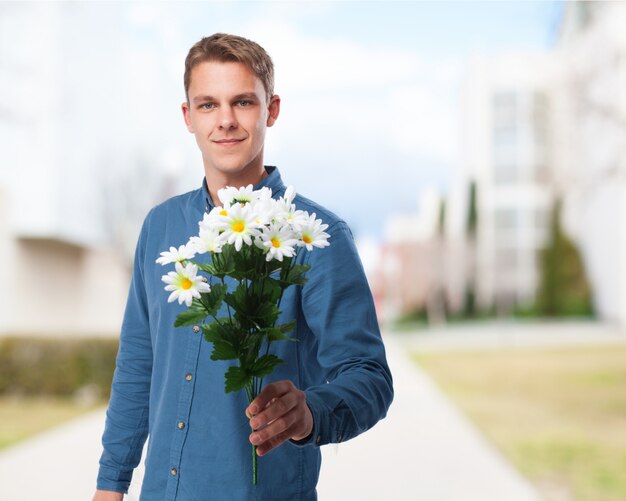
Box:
[495,209,519,230]
[492,92,519,184]
[493,92,517,128]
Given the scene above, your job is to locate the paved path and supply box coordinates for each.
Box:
[0,332,543,501]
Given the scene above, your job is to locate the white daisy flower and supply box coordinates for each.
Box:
[217,202,260,251]
[299,213,330,251]
[217,184,257,208]
[253,195,279,227]
[283,208,308,231]
[273,186,307,230]
[259,224,299,262]
[161,262,211,307]
[156,244,196,266]
[188,228,223,254]
[283,185,296,205]
[199,206,229,233]
[256,186,273,203]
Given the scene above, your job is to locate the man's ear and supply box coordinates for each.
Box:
[181,101,194,133]
[266,95,281,127]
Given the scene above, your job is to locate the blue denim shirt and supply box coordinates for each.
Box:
[97,167,394,500]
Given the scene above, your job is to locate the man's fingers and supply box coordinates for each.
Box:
[249,392,298,430]
[246,380,293,418]
[250,408,299,455]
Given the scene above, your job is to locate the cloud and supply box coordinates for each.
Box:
[243,19,461,165]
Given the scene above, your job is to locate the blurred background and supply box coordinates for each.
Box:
[1,1,625,500]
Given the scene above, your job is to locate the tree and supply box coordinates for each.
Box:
[463,180,478,317]
[426,198,447,326]
[535,199,594,317]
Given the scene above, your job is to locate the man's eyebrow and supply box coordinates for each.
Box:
[232,92,260,101]
[192,93,260,104]
[192,95,215,104]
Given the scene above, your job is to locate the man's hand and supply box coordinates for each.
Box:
[246,380,313,456]
[92,490,124,501]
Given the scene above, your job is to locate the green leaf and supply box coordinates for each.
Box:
[279,320,296,334]
[223,283,248,315]
[250,303,280,329]
[201,322,238,361]
[249,278,282,303]
[174,298,209,327]
[210,340,238,361]
[240,332,263,356]
[194,262,217,275]
[249,354,284,378]
[212,246,236,277]
[282,264,311,287]
[225,365,251,393]
[202,318,236,342]
[198,282,226,318]
[264,327,288,342]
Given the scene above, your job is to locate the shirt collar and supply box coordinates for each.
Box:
[201,166,286,210]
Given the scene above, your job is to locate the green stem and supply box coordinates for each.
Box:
[247,380,258,485]
[220,276,233,322]
[252,443,258,485]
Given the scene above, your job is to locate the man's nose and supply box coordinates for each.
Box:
[218,106,238,130]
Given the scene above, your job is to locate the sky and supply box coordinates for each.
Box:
[1,0,565,247]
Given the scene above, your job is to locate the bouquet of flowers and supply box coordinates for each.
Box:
[156,185,330,484]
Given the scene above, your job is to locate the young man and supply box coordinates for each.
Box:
[93,33,393,501]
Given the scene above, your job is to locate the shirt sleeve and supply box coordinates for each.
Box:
[291,220,394,447]
[96,213,154,493]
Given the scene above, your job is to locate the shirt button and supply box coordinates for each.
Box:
[177,421,185,430]
[185,373,193,381]
[170,468,177,476]
[316,435,321,444]
[193,325,200,333]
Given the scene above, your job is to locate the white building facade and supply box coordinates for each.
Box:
[459,52,558,313]
[554,1,626,325]
[454,1,626,325]
[0,3,187,336]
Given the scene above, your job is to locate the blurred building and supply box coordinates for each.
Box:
[450,0,626,324]
[0,2,139,335]
[0,189,129,336]
[375,189,446,323]
[554,0,626,325]
[458,51,558,313]
[381,1,626,326]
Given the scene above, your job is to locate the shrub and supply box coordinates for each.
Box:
[0,337,119,399]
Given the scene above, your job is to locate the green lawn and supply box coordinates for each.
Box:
[0,396,103,451]
[413,345,626,501]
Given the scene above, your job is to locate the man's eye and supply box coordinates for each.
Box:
[237,100,252,107]
[200,103,215,110]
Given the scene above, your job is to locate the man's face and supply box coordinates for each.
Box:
[182,61,280,183]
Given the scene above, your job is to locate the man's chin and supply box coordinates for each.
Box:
[206,162,264,182]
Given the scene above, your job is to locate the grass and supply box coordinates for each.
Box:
[412,345,626,501]
[0,396,103,451]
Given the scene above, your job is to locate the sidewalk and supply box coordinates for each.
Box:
[0,333,541,501]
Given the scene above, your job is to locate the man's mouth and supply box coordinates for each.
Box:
[214,138,244,145]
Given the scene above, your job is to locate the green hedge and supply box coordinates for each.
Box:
[0,337,119,399]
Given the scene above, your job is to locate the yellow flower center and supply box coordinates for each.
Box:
[181,278,193,290]
[303,235,313,244]
[219,209,228,216]
[232,221,245,233]
[271,238,281,248]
